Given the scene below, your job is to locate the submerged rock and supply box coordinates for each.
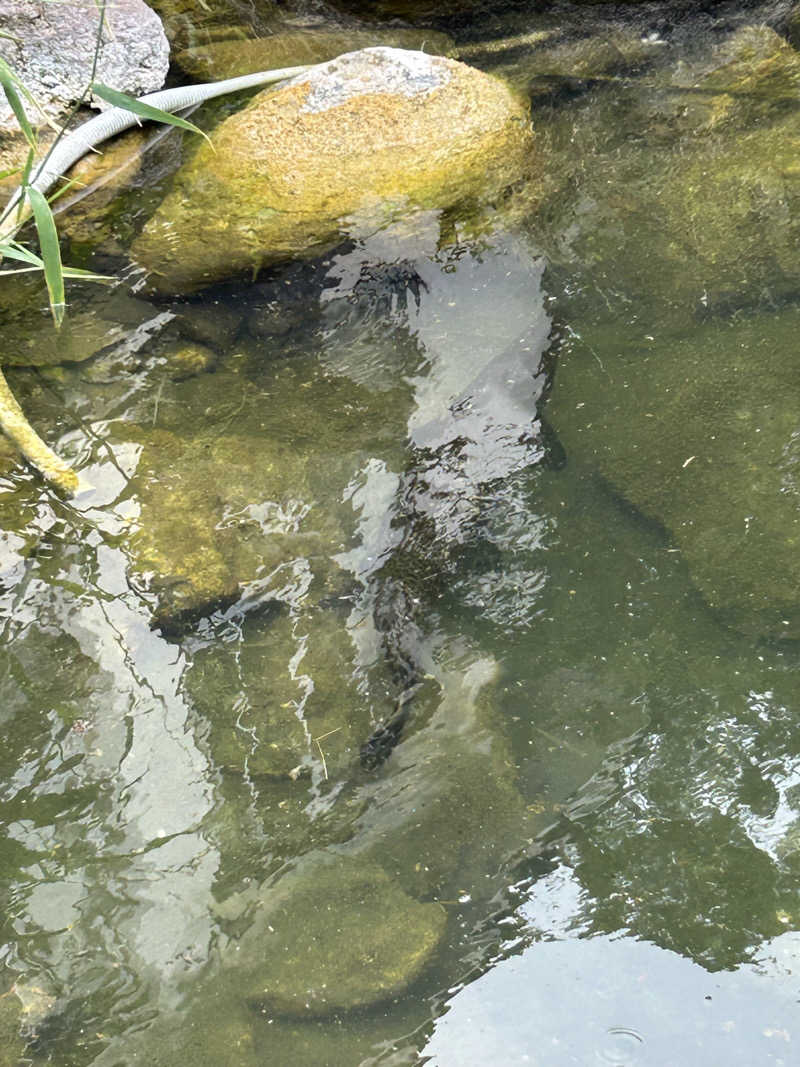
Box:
[527,25,800,319]
[132,48,533,293]
[175,25,456,80]
[222,858,446,1016]
[0,274,160,368]
[120,345,407,630]
[160,340,217,380]
[123,428,346,631]
[186,607,393,780]
[545,308,800,639]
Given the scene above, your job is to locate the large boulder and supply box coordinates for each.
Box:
[132,47,533,293]
[524,26,800,321]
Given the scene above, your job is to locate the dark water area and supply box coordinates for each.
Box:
[3,1,800,1064]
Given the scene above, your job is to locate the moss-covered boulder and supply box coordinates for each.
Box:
[545,308,800,639]
[146,0,276,52]
[132,47,533,293]
[175,25,456,80]
[222,858,446,1016]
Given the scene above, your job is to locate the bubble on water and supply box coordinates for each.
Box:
[597,1026,645,1066]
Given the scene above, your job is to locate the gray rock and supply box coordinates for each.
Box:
[0,0,169,132]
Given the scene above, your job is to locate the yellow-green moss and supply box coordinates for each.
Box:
[133,52,534,293]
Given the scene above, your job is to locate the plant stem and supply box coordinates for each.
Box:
[0,366,78,493]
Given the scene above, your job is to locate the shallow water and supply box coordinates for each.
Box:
[3,1,800,1064]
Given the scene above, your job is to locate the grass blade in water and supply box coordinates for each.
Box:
[27,187,65,328]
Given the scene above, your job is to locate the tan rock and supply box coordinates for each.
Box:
[132,48,533,293]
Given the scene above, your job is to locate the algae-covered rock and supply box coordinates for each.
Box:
[175,26,456,80]
[186,607,393,779]
[223,858,446,1016]
[545,309,800,639]
[161,340,217,380]
[523,26,800,320]
[147,0,276,52]
[124,427,346,630]
[121,343,408,630]
[132,48,533,293]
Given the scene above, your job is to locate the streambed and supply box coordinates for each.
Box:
[2,1,800,1064]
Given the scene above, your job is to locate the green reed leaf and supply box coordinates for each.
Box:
[0,57,36,148]
[27,187,65,328]
[91,82,213,146]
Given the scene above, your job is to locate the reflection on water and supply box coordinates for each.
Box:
[3,0,800,1064]
[424,926,800,1066]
